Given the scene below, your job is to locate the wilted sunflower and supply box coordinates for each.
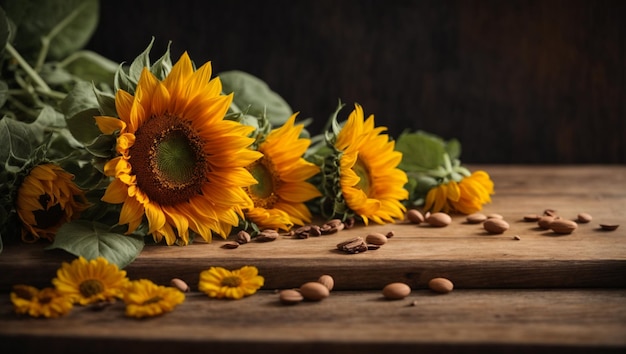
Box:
[331,104,408,224]
[123,279,185,319]
[15,163,90,242]
[10,285,73,318]
[52,256,130,305]
[244,114,321,230]
[198,265,264,300]
[95,52,261,245]
[424,170,494,214]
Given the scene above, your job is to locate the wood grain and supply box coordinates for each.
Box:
[1,289,624,353]
[0,165,624,291]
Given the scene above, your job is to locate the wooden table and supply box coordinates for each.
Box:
[1,165,625,353]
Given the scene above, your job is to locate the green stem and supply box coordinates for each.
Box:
[34,2,90,71]
[5,43,51,93]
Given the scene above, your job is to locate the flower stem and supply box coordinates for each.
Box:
[5,43,52,93]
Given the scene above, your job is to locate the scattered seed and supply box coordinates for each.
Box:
[221,241,240,249]
[513,235,521,240]
[577,213,593,223]
[523,214,540,222]
[466,213,487,224]
[170,278,190,292]
[600,224,620,231]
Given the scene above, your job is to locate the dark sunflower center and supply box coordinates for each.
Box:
[32,195,64,229]
[353,157,372,196]
[245,158,280,209]
[142,296,163,305]
[130,114,209,206]
[79,279,105,297]
[221,276,242,287]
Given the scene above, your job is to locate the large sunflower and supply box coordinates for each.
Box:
[15,163,90,242]
[244,114,321,230]
[333,104,408,224]
[95,53,262,245]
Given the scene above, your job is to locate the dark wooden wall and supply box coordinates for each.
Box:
[85,0,625,164]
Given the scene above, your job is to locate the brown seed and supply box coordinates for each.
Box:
[577,213,593,223]
[365,233,388,246]
[523,214,540,222]
[483,218,510,234]
[170,278,190,292]
[386,231,395,238]
[382,282,411,300]
[279,289,303,305]
[486,213,504,219]
[221,241,240,249]
[544,209,558,217]
[537,216,555,229]
[256,230,278,242]
[299,282,330,301]
[599,223,620,231]
[406,209,424,224]
[426,212,452,227]
[549,219,578,234]
[466,213,487,224]
[513,235,521,240]
[428,277,454,294]
[336,237,368,254]
[317,275,335,291]
[236,230,251,244]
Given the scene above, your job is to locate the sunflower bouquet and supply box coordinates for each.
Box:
[0,1,494,268]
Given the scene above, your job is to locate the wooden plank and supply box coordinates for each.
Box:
[0,166,624,291]
[1,289,625,353]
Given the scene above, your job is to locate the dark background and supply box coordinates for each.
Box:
[85,0,625,164]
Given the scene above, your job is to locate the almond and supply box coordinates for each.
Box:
[382,282,411,300]
[537,215,555,229]
[170,278,190,292]
[428,277,454,294]
[466,213,487,224]
[549,219,578,234]
[483,218,509,234]
[365,233,388,246]
[299,282,330,301]
[406,209,424,224]
[426,212,452,227]
[577,213,593,223]
[317,275,335,291]
[279,289,303,305]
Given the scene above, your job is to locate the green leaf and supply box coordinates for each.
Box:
[396,131,447,171]
[2,0,99,61]
[151,40,172,81]
[47,220,144,269]
[0,80,8,109]
[0,116,40,168]
[129,37,155,84]
[60,50,118,87]
[61,81,102,145]
[219,70,293,127]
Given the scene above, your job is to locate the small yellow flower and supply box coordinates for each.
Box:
[424,170,495,214]
[52,256,130,305]
[10,285,73,318]
[15,163,90,242]
[123,279,185,319]
[198,266,264,300]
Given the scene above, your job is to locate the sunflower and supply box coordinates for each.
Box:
[95,52,261,245]
[123,279,185,319]
[198,265,264,300]
[15,163,90,242]
[424,170,494,214]
[243,114,321,230]
[10,285,73,318]
[52,256,130,305]
[330,104,408,224]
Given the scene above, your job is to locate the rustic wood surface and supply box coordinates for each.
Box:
[0,165,625,353]
[1,165,624,291]
[0,289,625,354]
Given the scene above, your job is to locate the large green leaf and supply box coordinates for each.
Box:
[0,117,40,168]
[396,131,447,171]
[1,0,99,61]
[219,70,293,127]
[60,50,118,87]
[47,220,144,269]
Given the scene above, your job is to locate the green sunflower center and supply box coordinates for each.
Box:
[130,114,209,206]
[79,279,105,297]
[353,157,372,196]
[221,276,242,287]
[245,158,280,209]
